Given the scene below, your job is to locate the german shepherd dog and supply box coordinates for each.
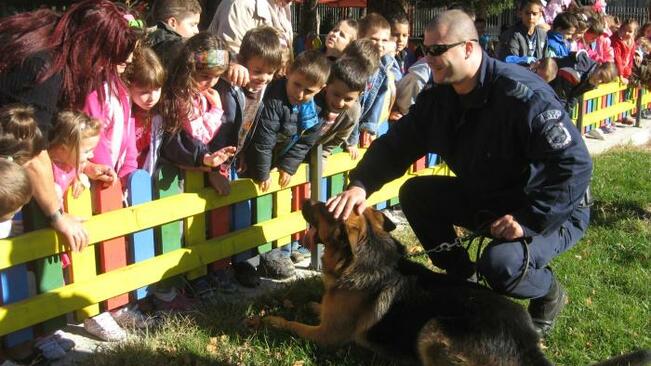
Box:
[263,201,651,366]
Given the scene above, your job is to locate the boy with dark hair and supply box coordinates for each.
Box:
[387,12,415,76]
[498,0,547,64]
[547,12,578,58]
[245,50,330,191]
[148,0,202,69]
[316,57,367,157]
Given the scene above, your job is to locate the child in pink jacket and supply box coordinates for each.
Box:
[580,13,615,63]
[83,60,137,188]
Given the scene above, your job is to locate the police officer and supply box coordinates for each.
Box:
[326,10,592,337]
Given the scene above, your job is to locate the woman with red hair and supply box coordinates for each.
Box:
[0,0,141,252]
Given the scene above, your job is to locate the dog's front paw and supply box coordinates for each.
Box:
[263,315,288,329]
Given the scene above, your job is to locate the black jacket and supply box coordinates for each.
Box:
[349,52,593,238]
[147,22,184,70]
[0,52,61,143]
[244,78,323,181]
[498,23,547,62]
[551,51,598,112]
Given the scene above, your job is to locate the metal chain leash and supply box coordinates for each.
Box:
[406,234,479,258]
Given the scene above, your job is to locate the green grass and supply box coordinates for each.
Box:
[83,147,651,366]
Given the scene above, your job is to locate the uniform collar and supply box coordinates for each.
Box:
[459,51,492,109]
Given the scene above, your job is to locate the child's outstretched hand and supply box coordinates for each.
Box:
[71,179,86,198]
[83,162,117,188]
[278,169,292,188]
[258,177,272,192]
[227,63,250,88]
[208,171,231,196]
[347,145,359,160]
[203,88,223,110]
[203,146,237,167]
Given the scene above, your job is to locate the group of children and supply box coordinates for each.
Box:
[496,0,651,132]
[5,0,650,358]
[0,0,422,351]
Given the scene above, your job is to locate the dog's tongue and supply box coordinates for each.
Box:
[303,227,318,250]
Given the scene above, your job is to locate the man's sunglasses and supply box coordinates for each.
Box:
[422,39,478,57]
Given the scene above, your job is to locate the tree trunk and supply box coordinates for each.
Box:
[366,0,410,18]
[299,0,320,38]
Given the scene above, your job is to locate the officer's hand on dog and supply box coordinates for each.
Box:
[490,215,524,240]
[327,186,367,220]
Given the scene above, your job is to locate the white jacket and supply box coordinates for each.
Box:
[208,0,293,54]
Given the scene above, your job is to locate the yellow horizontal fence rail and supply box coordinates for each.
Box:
[0,146,446,336]
[575,82,642,132]
[0,82,647,337]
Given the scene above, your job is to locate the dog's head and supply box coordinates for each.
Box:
[302,200,403,290]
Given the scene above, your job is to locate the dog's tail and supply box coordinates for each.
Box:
[591,349,651,366]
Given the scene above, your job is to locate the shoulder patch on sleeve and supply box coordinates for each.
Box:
[543,121,572,150]
[504,79,534,102]
[535,109,563,125]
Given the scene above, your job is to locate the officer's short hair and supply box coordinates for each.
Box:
[518,0,544,9]
[288,50,331,86]
[328,57,368,92]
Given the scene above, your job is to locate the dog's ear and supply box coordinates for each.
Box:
[343,214,366,250]
[365,209,397,233]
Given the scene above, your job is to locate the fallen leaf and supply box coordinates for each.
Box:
[293,361,305,366]
[585,297,593,306]
[206,343,218,354]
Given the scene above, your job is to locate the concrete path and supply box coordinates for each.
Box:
[584,118,651,154]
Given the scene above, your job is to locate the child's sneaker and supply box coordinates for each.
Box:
[586,128,605,140]
[111,306,155,329]
[209,269,238,294]
[52,330,75,351]
[34,336,66,360]
[233,262,261,288]
[600,125,615,134]
[189,277,219,303]
[259,249,295,279]
[152,287,198,312]
[83,312,127,342]
[619,115,635,125]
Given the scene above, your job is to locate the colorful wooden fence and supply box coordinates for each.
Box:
[0,81,645,347]
[574,82,642,132]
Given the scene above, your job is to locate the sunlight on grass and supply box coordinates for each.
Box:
[84,147,651,365]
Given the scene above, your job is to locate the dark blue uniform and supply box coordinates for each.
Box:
[348,53,592,299]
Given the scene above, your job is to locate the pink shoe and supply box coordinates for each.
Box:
[152,289,198,312]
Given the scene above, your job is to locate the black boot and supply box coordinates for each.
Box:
[528,272,567,337]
